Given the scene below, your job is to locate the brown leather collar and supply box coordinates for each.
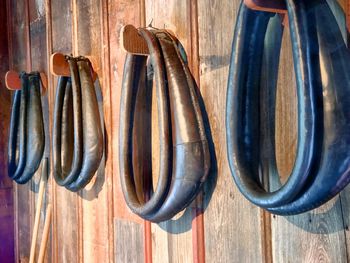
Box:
[119,28,210,222]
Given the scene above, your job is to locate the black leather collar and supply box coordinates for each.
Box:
[226,0,350,215]
[52,56,103,192]
[8,72,45,184]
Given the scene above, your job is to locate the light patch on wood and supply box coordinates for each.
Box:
[115,220,144,263]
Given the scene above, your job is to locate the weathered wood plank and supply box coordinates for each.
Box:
[0,16,12,263]
[272,201,348,263]
[7,0,350,262]
[198,0,265,262]
[115,219,144,263]
[144,1,195,262]
[0,189,14,263]
[50,1,79,262]
[0,0,11,189]
[7,0,33,262]
[100,0,115,260]
[7,0,30,71]
[109,0,143,224]
[107,0,145,262]
[28,0,51,262]
[339,185,350,260]
[74,0,112,261]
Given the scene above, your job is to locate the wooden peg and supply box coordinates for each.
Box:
[5,70,48,93]
[5,71,21,90]
[120,25,149,56]
[50,52,99,81]
[120,24,178,56]
[244,0,287,14]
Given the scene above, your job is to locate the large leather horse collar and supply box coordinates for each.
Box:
[119,28,210,222]
[226,0,350,215]
[8,72,45,184]
[52,56,103,192]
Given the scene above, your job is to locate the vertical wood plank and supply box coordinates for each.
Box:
[115,220,144,263]
[144,1,195,262]
[340,0,350,253]
[0,189,15,263]
[7,0,33,262]
[197,0,265,262]
[107,0,145,262]
[0,9,14,263]
[74,0,112,262]
[100,0,115,261]
[7,0,350,262]
[109,0,143,224]
[50,0,79,262]
[189,1,206,262]
[28,0,51,262]
[0,0,11,189]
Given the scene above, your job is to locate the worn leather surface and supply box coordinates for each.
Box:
[226,0,350,215]
[119,28,210,222]
[52,56,103,192]
[8,72,45,184]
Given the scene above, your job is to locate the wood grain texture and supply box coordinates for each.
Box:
[115,219,144,263]
[50,1,79,262]
[0,11,14,253]
[7,1,33,262]
[144,1,195,262]
[28,1,51,262]
[0,189,15,263]
[198,0,265,262]
[0,13,12,263]
[108,0,143,224]
[107,0,145,261]
[7,0,350,262]
[0,0,11,189]
[74,0,112,262]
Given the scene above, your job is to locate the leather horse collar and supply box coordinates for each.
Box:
[8,72,45,184]
[226,0,350,215]
[53,55,103,192]
[119,27,210,223]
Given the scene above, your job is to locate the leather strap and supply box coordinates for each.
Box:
[52,56,103,192]
[226,0,350,214]
[119,28,210,222]
[8,72,45,184]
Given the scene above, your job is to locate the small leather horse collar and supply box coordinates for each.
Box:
[119,27,210,222]
[8,72,45,184]
[52,55,103,192]
[226,0,350,215]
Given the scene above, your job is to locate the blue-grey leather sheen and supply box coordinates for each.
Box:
[226,0,350,215]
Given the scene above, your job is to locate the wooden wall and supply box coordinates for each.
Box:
[0,2,14,262]
[2,0,350,262]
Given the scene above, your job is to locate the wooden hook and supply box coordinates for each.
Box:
[120,24,178,56]
[50,52,99,81]
[244,0,287,14]
[5,70,48,94]
[121,25,149,56]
